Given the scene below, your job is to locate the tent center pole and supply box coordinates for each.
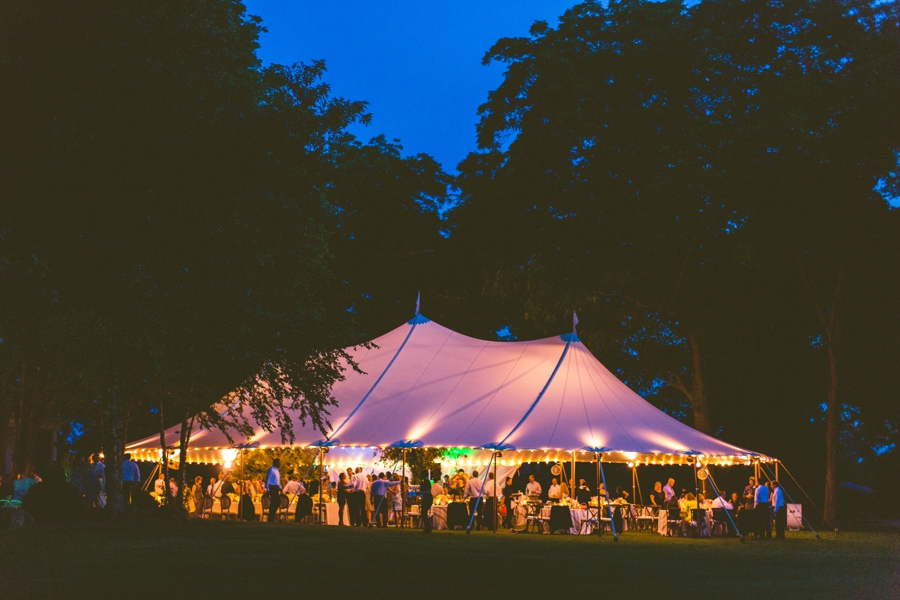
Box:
[493,452,500,533]
[318,447,325,524]
[401,448,407,529]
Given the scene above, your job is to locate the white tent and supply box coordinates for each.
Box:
[126,315,767,468]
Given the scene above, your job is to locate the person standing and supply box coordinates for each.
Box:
[337,473,350,526]
[503,476,517,528]
[772,481,787,540]
[420,470,434,533]
[482,472,497,530]
[548,478,562,501]
[464,470,484,530]
[352,467,368,526]
[265,458,282,523]
[525,474,542,498]
[121,453,141,505]
[754,479,771,539]
[369,473,397,528]
[662,478,676,507]
[650,481,664,507]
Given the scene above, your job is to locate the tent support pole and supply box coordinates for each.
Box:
[401,449,407,529]
[571,451,576,499]
[598,454,617,541]
[594,455,601,537]
[318,447,325,524]
[692,457,700,536]
[239,448,244,521]
[632,466,636,506]
[492,452,500,533]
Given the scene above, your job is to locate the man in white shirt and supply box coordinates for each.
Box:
[710,491,733,510]
[548,478,561,501]
[265,458,282,522]
[754,481,772,539]
[282,474,305,496]
[121,454,141,505]
[771,481,786,540]
[464,471,484,530]
[662,478,676,507]
[430,478,445,497]
[351,467,368,527]
[525,474,542,498]
[210,472,225,498]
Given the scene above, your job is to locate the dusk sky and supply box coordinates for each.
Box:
[244,1,577,173]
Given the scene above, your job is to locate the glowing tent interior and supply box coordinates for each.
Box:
[126,315,770,471]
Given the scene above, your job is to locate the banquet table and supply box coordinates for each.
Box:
[657,507,714,536]
[323,502,350,525]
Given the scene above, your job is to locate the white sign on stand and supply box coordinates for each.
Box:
[787,503,802,530]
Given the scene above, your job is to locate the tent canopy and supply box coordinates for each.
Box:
[127,316,766,466]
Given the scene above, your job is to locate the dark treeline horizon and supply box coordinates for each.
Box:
[1,0,898,523]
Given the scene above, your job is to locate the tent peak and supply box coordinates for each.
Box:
[408,313,430,325]
[560,331,580,342]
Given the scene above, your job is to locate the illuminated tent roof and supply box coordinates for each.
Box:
[127,316,765,465]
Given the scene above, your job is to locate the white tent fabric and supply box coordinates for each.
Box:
[127,316,765,465]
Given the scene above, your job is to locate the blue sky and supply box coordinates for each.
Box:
[244,1,577,173]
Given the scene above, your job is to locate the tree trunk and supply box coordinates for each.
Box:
[158,401,168,505]
[794,252,845,527]
[104,379,127,516]
[176,409,193,512]
[822,314,840,526]
[686,330,711,435]
[664,329,712,435]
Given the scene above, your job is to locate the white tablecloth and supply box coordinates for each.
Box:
[430,505,447,530]
[323,502,350,525]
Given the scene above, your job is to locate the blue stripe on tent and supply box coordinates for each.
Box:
[327,320,422,442]
[496,338,573,447]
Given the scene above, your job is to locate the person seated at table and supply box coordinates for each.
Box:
[525,474,542,498]
[574,479,592,505]
[220,474,236,496]
[153,472,166,498]
[560,479,569,499]
[650,481,664,507]
[614,486,630,502]
[430,476,445,497]
[710,491,733,510]
[679,492,699,536]
[168,477,179,499]
[597,482,607,499]
[548,478,562,502]
[282,474,305,496]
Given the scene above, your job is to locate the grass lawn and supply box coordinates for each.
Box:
[1,520,897,599]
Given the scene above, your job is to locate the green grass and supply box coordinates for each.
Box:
[1,520,897,598]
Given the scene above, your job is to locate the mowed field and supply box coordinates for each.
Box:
[0,519,897,599]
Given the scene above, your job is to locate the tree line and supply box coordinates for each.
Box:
[1,0,898,522]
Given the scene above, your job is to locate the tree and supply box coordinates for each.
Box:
[0,1,368,514]
[448,0,900,523]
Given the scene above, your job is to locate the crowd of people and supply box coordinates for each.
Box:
[29,452,787,540]
[642,475,787,539]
